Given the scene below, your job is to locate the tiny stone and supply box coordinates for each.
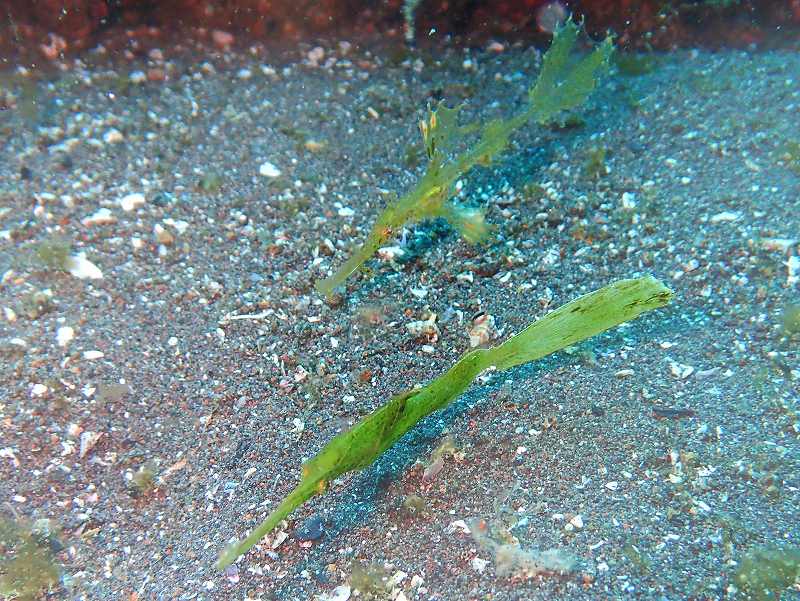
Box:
[259,161,281,178]
[56,326,74,347]
[307,46,325,65]
[294,515,326,541]
[471,557,489,573]
[82,208,117,226]
[31,383,48,397]
[103,128,124,144]
[212,30,234,49]
[154,224,175,245]
[621,192,636,210]
[65,254,104,280]
[224,564,240,584]
[761,238,796,253]
[710,211,740,223]
[119,192,146,212]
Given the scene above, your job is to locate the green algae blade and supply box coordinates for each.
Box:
[217,276,672,569]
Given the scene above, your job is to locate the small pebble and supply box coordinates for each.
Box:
[103,129,124,144]
[65,254,103,279]
[710,211,740,223]
[224,564,240,584]
[56,326,74,347]
[31,383,48,397]
[294,515,326,541]
[119,192,146,212]
[569,514,584,529]
[324,585,350,601]
[82,208,117,226]
[259,161,281,178]
[620,192,636,210]
[307,46,325,66]
[669,361,694,379]
[212,30,234,50]
[471,557,489,573]
[154,224,175,245]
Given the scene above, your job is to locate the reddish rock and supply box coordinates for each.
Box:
[146,67,166,82]
[3,0,799,64]
[211,29,235,50]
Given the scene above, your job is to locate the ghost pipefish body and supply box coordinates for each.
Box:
[216,275,673,570]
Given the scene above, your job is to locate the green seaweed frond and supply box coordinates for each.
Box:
[216,275,672,569]
[34,236,72,271]
[0,517,61,600]
[733,545,800,600]
[314,18,613,298]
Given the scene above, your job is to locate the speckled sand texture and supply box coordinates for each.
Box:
[0,37,798,600]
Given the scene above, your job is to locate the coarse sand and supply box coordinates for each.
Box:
[0,36,798,600]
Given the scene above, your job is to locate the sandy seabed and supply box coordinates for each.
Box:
[0,35,798,600]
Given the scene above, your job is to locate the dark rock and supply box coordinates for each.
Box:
[151,191,174,207]
[294,514,326,541]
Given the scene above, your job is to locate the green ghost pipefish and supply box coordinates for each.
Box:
[217,275,673,569]
[314,18,614,297]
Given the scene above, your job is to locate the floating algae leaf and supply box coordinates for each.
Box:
[198,171,223,193]
[583,146,608,180]
[34,236,72,271]
[0,517,61,600]
[216,275,672,569]
[349,560,391,597]
[782,304,800,337]
[127,462,158,497]
[314,18,614,297]
[622,541,652,573]
[781,140,800,175]
[733,545,800,600]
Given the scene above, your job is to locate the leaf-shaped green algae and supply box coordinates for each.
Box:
[216,275,672,569]
[314,18,613,298]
